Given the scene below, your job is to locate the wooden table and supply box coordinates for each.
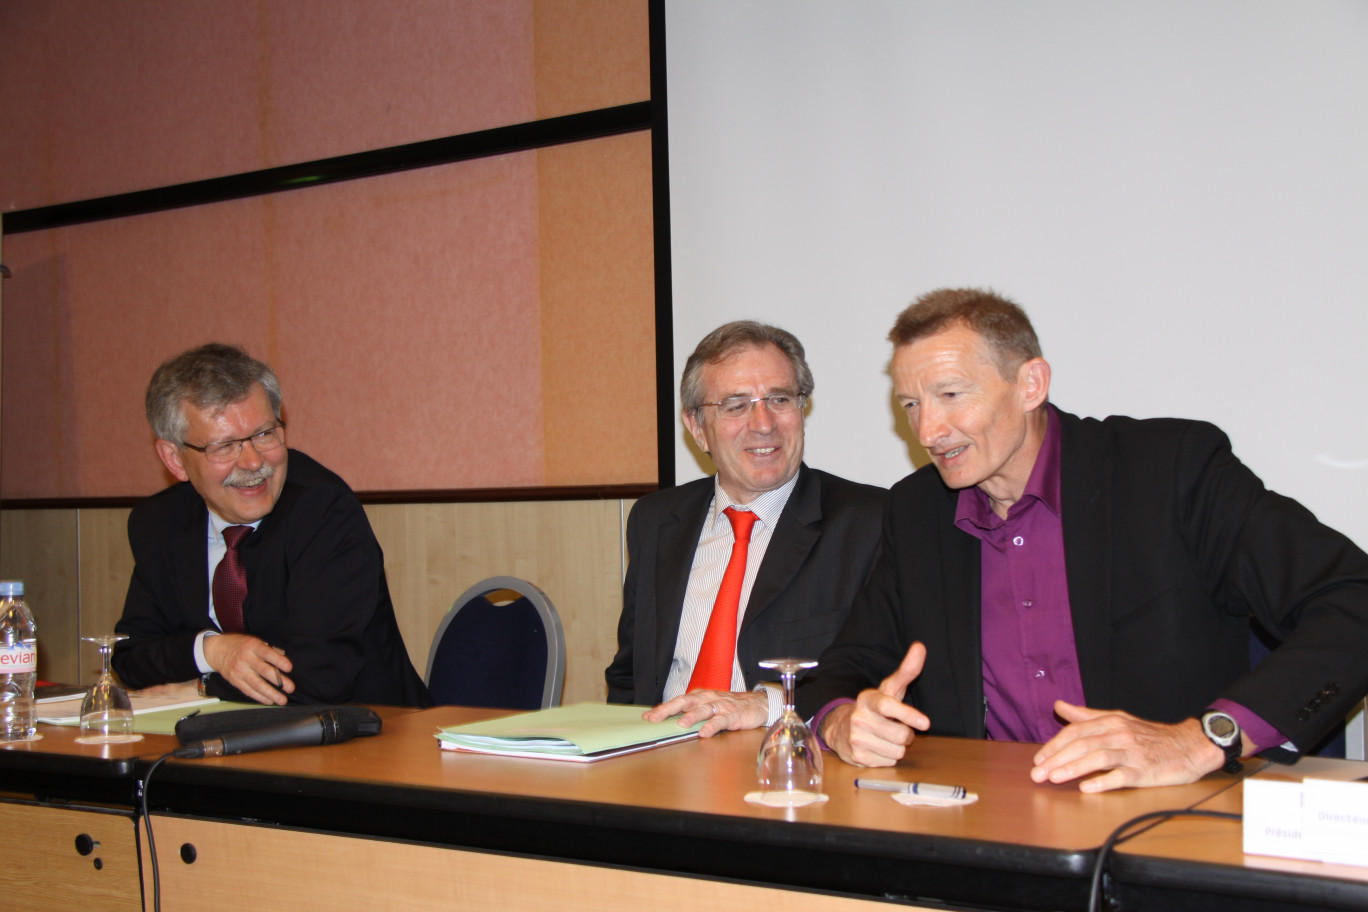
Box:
[0,724,180,912]
[1112,767,1368,910]
[134,706,1244,912]
[9,706,1366,911]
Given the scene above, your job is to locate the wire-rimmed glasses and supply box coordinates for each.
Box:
[181,424,286,463]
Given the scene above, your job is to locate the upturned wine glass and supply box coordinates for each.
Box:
[755,657,824,807]
[76,634,141,744]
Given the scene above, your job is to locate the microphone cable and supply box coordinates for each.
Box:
[1086,807,1242,912]
[139,751,177,912]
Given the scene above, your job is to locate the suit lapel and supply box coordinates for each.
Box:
[172,493,211,628]
[741,465,819,634]
[1058,411,1115,709]
[933,481,985,736]
[652,483,712,683]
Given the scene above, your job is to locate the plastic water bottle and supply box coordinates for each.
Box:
[0,580,38,741]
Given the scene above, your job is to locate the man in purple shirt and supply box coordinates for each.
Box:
[786,288,1368,792]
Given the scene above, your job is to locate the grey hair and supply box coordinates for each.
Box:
[680,321,814,415]
[145,343,282,444]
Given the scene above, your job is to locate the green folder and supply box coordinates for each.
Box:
[435,702,704,762]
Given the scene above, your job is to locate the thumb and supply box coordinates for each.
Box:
[878,641,926,700]
[1053,700,1098,724]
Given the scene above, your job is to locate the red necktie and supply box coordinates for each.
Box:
[213,525,251,634]
[688,507,759,692]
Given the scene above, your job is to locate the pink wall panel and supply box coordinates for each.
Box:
[261,0,536,166]
[2,200,277,498]
[0,0,655,500]
[1,154,546,499]
[270,155,545,492]
[0,0,539,211]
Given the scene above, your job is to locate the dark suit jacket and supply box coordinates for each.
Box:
[113,450,432,708]
[606,464,887,705]
[797,409,1368,752]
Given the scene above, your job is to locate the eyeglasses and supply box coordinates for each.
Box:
[695,394,806,421]
[182,424,286,464]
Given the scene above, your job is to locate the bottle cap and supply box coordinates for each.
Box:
[0,581,24,597]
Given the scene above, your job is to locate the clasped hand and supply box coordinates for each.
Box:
[202,633,295,705]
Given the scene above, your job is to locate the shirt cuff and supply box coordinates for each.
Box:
[194,630,217,674]
[754,682,785,727]
[810,697,856,751]
[1210,698,1291,755]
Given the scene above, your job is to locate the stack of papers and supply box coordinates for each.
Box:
[37,693,221,727]
[436,702,703,762]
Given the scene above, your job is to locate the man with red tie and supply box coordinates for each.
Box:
[112,343,430,708]
[605,322,885,734]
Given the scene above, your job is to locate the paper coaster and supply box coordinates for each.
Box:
[744,790,829,808]
[891,791,978,807]
[74,733,143,745]
[1,733,43,744]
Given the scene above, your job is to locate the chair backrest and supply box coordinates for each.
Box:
[425,576,565,710]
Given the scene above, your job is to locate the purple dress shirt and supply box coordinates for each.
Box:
[955,405,1085,742]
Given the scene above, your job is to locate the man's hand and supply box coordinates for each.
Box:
[203,633,295,705]
[820,641,930,767]
[644,689,769,737]
[1030,700,1227,792]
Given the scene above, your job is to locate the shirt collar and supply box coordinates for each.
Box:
[709,466,802,530]
[955,403,1062,531]
[207,510,264,543]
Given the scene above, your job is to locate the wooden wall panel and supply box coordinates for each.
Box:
[0,508,79,683]
[3,499,629,703]
[367,499,626,705]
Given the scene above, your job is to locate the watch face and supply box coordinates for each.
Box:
[1205,713,1237,741]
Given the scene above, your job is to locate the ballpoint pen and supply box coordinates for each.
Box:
[854,779,973,800]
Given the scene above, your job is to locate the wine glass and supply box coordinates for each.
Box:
[755,657,824,807]
[75,634,141,744]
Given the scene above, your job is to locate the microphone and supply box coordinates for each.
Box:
[174,708,361,758]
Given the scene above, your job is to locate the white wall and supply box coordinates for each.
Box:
[666,0,1368,555]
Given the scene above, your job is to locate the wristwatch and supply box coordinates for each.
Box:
[1200,710,1243,774]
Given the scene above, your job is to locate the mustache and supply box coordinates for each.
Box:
[222,462,276,488]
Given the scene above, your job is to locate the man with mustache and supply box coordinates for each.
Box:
[112,343,431,707]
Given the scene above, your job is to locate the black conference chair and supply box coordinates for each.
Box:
[424,577,565,710]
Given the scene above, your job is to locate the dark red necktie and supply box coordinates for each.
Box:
[688,507,759,692]
[213,525,251,634]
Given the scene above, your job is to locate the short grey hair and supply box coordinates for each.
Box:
[145,343,282,444]
[680,321,814,415]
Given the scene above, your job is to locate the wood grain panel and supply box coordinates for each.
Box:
[0,803,141,912]
[0,509,79,683]
[4,498,631,701]
[78,507,135,663]
[143,814,924,912]
[366,499,627,705]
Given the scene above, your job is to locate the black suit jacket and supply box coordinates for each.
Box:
[606,464,887,705]
[113,450,432,707]
[798,409,1368,752]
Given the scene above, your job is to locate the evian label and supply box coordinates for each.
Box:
[0,642,36,673]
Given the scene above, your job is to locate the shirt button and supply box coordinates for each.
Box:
[1034,669,1046,679]
[1013,535,1025,546]
[1022,599,1033,608]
